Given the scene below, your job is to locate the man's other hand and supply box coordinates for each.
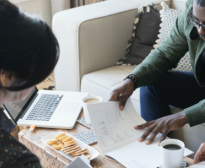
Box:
[109,79,135,110]
[134,111,188,145]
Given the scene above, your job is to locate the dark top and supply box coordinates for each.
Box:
[0,108,42,168]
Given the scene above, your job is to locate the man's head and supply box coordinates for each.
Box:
[193,0,205,40]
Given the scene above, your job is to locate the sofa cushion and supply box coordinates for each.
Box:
[116,4,161,66]
[81,65,139,99]
[154,2,192,71]
[81,65,183,115]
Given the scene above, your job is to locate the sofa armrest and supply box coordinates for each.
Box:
[53,0,170,91]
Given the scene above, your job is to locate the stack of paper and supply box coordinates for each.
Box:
[87,99,194,168]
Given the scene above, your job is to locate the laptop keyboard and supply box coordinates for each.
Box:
[26,94,63,121]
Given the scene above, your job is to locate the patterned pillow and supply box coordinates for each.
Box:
[116,3,161,66]
[154,2,192,71]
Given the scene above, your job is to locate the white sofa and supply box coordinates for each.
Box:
[53,0,205,156]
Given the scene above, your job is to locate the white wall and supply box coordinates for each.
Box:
[9,0,52,27]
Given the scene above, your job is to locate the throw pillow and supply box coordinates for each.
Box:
[153,2,192,71]
[116,3,161,66]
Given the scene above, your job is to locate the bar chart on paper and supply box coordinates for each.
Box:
[92,105,144,148]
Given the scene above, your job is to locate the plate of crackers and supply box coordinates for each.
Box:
[42,132,99,160]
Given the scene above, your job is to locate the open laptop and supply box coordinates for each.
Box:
[3,87,88,129]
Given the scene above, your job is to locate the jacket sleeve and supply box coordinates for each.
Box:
[131,10,189,87]
[0,127,42,168]
[184,99,205,126]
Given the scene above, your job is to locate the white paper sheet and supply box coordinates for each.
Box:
[88,99,145,153]
[106,134,193,168]
[189,162,205,167]
[87,99,194,168]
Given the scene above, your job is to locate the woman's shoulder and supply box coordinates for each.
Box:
[0,110,42,168]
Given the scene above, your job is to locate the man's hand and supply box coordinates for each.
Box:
[194,143,205,164]
[134,111,188,145]
[109,79,135,110]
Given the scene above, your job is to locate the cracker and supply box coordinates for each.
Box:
[55,133,66,139]
[52,143,64,150]
[63,142,77,148]
[73,150,88,156]
[84,153,92,159]
[64,140,76,145]
[61,145,80,152]
[61,144,77,151]
[62,137,73,143]
[47,138,57,145]
[73,148,88,156]
[58,135,68,141]
[63,146,81,152]
[64,147,81,154]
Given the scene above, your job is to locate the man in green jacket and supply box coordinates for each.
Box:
[110,0,205,164]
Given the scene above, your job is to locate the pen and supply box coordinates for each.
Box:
[119,94,122,101]
[29,125,36,132]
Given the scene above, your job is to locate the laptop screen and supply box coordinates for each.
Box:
[3,88,37,122]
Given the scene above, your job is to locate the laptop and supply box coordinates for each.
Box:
[3,87,88,129]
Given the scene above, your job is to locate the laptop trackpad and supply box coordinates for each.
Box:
[59,102,81,114]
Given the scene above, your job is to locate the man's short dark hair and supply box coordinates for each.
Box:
[195,0,205,6]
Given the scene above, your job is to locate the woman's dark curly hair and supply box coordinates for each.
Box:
[0,0,59,91]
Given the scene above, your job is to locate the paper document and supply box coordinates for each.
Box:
[189,162,205,167]
[65,155,92,168]
[87,99,194,168]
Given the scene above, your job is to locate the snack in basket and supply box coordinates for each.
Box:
[50,133,92,159]
[52,143,64,150]
[46,138,58,145]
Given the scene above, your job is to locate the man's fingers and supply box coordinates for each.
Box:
[138,124,156,142]
[119,97,127,111]
[159,130,169,144]
[109,91,120,101]
[193,143,205,164]
[194,152,201,164]
[134,121,154,130]
[145,127,160,145]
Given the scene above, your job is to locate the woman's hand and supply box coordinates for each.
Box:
[134,111,188,145]
[109,79,135,110]
[194,143,205,164]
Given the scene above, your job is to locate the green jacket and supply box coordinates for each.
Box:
[131,0,205,127]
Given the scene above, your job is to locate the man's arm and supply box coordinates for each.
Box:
[184,99,205,126]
